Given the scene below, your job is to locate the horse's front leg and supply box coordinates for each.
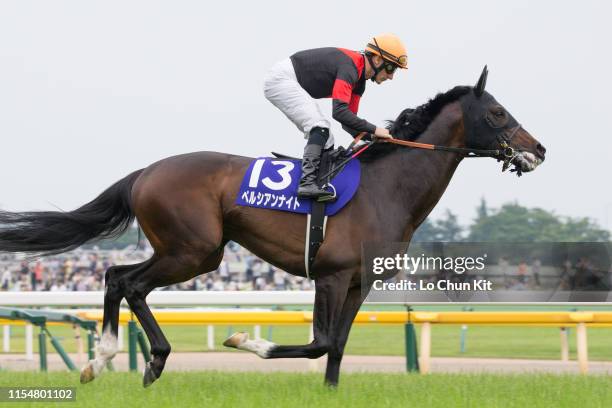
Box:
[324,282,370,386]
[223,272,352,359]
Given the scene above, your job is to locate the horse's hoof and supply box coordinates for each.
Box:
[223,332,249,348]
[80,362,95,384]
[143,362,158,388]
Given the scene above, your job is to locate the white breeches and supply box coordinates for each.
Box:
[263,58,335,149]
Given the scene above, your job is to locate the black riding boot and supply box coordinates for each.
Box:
[297,127,334,200]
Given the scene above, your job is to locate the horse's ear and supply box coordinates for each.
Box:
[474,65,488,97]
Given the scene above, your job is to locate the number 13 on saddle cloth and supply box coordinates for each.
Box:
[235,157,360,216]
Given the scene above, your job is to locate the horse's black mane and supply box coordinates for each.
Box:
[358,85,471,161]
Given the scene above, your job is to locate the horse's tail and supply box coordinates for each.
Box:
[0,169,144,256]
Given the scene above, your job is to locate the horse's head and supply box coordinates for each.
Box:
[460,66,546,175]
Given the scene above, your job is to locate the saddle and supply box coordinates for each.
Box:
[235,146,361,280]
[271,145,351,201]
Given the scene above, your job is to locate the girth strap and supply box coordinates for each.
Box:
[304,203,326,279]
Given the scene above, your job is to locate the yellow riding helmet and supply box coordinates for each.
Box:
[365,33,408,69]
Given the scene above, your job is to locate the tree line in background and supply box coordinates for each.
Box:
[413,198,610,242]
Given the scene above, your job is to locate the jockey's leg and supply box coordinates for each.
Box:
[263,57,336,149]
[263,58,335,200]
[297,127,335,200]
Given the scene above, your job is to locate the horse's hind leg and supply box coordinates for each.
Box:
[124,290,170,387]
[121,251,223,387]
[80,262,151,384]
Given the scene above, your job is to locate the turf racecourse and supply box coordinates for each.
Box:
[0,372,610,408]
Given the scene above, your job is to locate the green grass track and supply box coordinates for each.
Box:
[0,371,610,408]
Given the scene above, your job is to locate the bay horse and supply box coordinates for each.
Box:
[0,67,545,387]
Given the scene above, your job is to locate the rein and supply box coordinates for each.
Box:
[385,138,500,158]
[321,124,523,183]
[385,123,522,161]
[353,123,522,162]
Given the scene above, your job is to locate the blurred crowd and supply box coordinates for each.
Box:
[0,241,313,292]
[4,242,607,293]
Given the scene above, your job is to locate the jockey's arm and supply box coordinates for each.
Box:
[334,100,390,139]
[332,99,376,135]
[331,70,390,139]
[341,123,363,138]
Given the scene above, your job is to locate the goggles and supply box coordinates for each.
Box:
[382,61,399,74]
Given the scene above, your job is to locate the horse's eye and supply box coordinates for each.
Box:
[486,107,509,128]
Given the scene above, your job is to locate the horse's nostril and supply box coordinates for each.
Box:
[536,143,546,158]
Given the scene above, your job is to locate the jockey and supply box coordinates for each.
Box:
[264,33,408,200]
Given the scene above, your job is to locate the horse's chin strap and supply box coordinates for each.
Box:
[366,53,383,82]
